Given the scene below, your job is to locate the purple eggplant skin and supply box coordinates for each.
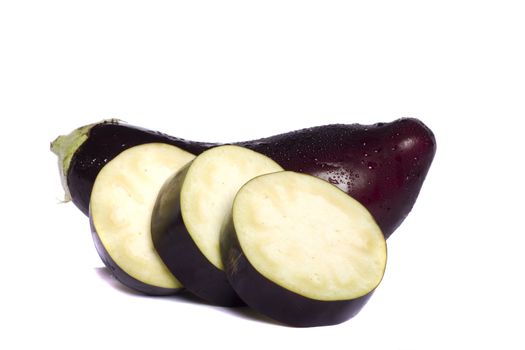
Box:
[240,118,436,239]
[150,165,244,306]
[89,217,179,296]
[220,217,372,327]
[52,118,435,239]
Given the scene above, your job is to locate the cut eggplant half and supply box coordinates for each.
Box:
[220,171,387,327]
[90,143,195,295]
[151,145,283,306]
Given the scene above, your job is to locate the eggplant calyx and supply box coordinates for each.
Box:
[50,122,97,202]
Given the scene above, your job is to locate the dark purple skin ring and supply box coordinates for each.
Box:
[151,164,244,306]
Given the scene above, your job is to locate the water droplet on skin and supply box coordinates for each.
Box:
[391,145,398,151]
[367,161,377,170]
[362,141,367,146]
[355,174,360,178]
[328,178,338,185]
[364,153,369,157]
[374,148,381,153]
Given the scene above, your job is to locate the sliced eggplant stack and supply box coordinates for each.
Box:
[220,171,387,327]
[151,145,283,306]
[90,143,195,295]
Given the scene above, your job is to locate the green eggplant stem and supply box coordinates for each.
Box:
[51,123,96,201]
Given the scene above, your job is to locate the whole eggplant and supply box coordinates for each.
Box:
[51,118,435,239]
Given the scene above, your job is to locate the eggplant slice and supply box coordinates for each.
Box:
[151,145,283,306]
[220,171,387,327]
[90,143,195,295]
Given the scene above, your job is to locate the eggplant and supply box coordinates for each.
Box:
[51,118,435,238]
[220,171,387,327]
[89,143,195,295]
[151,145,283,305]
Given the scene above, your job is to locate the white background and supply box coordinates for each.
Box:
[1,1,524,349]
